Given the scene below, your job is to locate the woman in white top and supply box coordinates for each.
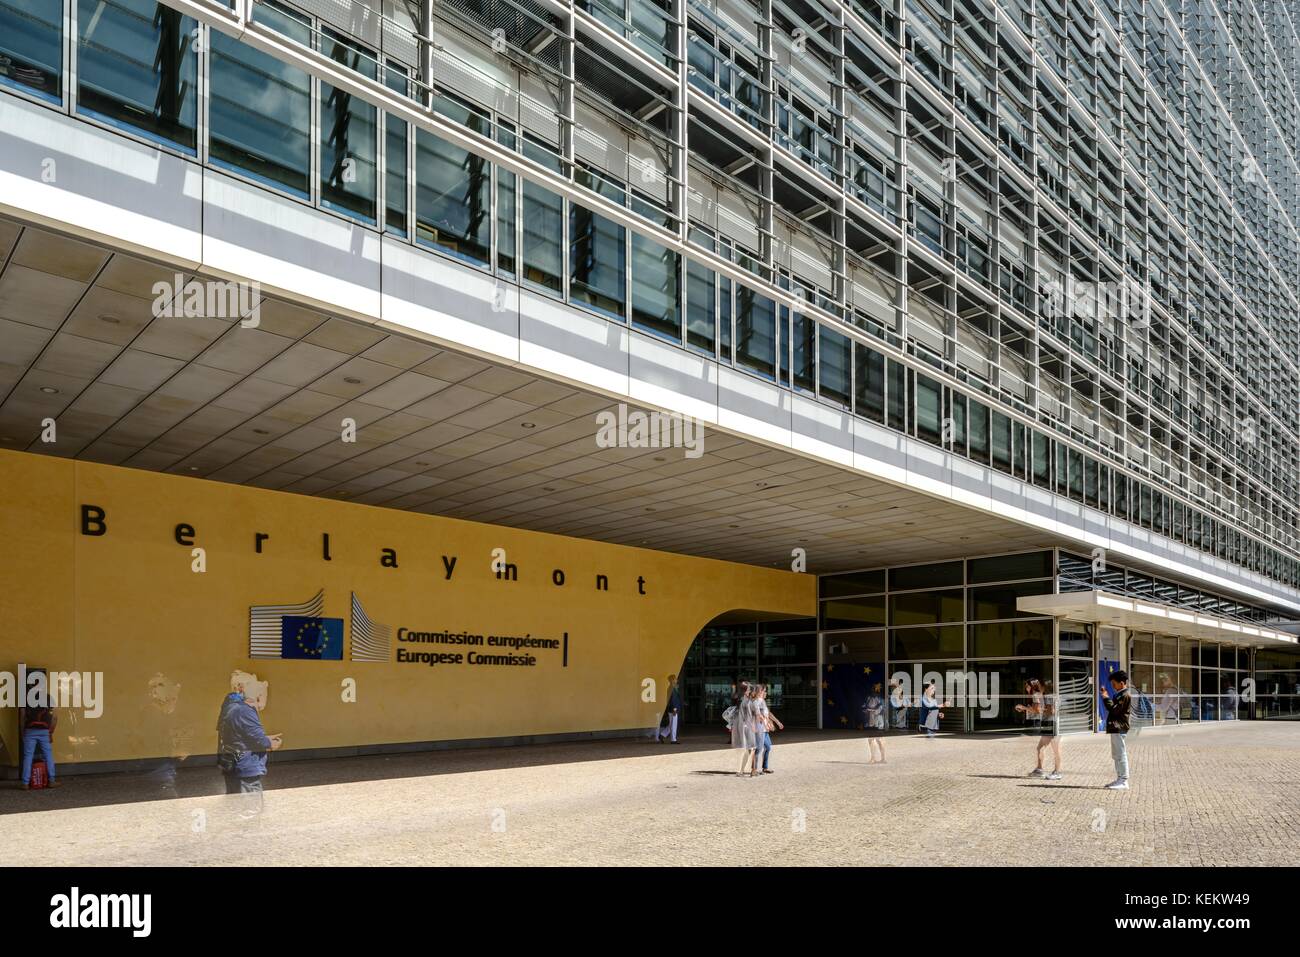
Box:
[732,685,759,775]
[863,682,887,764]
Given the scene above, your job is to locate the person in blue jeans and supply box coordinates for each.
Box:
[21,702,61,789]
[1100,670,1132,790]
[754,684,783,773]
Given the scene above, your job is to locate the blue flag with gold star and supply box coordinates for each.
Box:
[281,616,344,660]
[822,661,884,730]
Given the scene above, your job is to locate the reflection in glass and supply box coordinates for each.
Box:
[630,197,679,338]
[570,167,626,316]
[77,0,197,150]
[383,63,409,237]
[0,0,62,100]
[320,29,377,222]
[735,285,776,377]
[415,94,491,265]
[521,137,562,291]
[209,2,311,195]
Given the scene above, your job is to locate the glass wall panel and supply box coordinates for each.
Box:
[968,550,1053,583]
[967,580,1052,620]
[77,0,197,150]
[686,237,715,352]
[320,29,377,222]
[0,0,62,100]
[494,123,516,271]
[735,285,776,377]
[792,311,815,391]
[383,63,409,237]
[889,561,963,590]
[819,569,886,597]
[821,595,887,629]
[854,342,886,422]
[209,1,311,195]
[521,136,563,291]
[969,658,1051,731]
[889,589,964,625]
[915,373,942,444]
[415,94,491,265]
[968,619,1052,657]
[570,167,626,316]
[630,198,680,339]
[889,625,964,659]
[818,325,851,405]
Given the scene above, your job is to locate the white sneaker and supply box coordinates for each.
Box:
[1029,768,1046,777]
[1104,779,1129,790]
[1045,771,1062,781]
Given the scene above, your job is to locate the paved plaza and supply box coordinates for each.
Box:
[1,722,1296,866]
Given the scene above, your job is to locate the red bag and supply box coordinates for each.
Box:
[29,761,48,789]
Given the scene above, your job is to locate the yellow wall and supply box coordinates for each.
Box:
[0,450,814,767]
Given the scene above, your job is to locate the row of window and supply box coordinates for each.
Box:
[3,0,1298,592]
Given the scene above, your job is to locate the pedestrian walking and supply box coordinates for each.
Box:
[863,682,886,764]
[754,684,783,773]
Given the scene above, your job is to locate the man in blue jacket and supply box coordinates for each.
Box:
[657,674,684,744]
[217,673,281,812]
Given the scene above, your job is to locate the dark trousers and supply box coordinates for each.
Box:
[223,772,264,815]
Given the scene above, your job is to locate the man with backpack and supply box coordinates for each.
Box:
[216,672,281,814]
[20,692,60,790]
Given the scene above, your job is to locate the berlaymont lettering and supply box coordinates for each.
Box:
[0,450,813,764]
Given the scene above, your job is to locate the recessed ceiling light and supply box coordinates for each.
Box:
[188,466,199,472]
[414,460,430,466]
[343,377,362,385]
[39,386,59,395]
[252,428,270,435]
[542,486,556,492]
[98,314,120,324]
[520,421,536,429]
[0,436,14,442]
[755,481,767,487]
[729,524,740,529]
[653,455,666,462]
[645,507,655,512]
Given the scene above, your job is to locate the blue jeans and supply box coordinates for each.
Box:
[757,732,772,770]
[1109,732,1128,780]
[21,729,55,785]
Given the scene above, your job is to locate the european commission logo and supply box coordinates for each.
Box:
[248,590,343,660]
[350,592,391,662]
[248,590,390,662]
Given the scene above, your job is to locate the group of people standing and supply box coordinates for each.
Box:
[724,682,784,777]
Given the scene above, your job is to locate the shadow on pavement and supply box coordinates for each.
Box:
[0,727,840,814]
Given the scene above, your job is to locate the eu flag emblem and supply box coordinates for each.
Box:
[281,616,344,660]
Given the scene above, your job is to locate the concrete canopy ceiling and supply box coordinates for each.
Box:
[0,215,1064,572]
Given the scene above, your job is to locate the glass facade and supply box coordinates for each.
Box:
[680,618,818,728]
[6,1,1300,625]
[817,549,1293,733]
[821,551,1056,732]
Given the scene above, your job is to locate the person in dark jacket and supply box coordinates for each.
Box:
[657,674,683,744]
[20,695,61,790]
[217,673,281,813]
[1100,670,1131,790]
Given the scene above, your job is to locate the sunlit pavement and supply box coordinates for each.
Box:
[2,722,1296,866]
